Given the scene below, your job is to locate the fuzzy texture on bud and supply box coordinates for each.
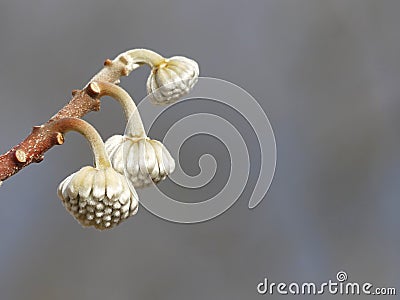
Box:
[105,135,175,188]
[57,166,139,230]
[146,56,199,105]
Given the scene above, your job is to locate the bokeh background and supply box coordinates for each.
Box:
[0,0,399,299]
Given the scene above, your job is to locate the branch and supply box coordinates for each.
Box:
[0,49,155,183]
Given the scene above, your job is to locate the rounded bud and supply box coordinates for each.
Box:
[146,56,199,105]
[105,135,175,188]
[57,166,138,230]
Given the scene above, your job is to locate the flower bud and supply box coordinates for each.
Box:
[57,166,138,230]
[146,56,199,105]
[105,135,175,188]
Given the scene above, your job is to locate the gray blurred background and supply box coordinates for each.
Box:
[0,0,399,299]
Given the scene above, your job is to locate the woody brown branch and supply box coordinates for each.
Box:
[0,88,101,182]
[0,48,175,183]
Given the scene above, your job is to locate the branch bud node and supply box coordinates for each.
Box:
[55,132,64,145]
[32,125,44,134]
[34,155,44,163]
[104,59,113,66]
[87,82,101,97]
[121,67,130,76]
[15,149,27,163]
[119,55,129,64]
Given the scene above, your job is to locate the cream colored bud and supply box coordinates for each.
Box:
[146,56,199,105]
[105,135,175,188]
[57,166,138,230]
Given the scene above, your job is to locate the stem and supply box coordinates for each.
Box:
[123,49,165,68]
[48,118,111,169]
[90,49,165,85]
[89,81,146,138]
